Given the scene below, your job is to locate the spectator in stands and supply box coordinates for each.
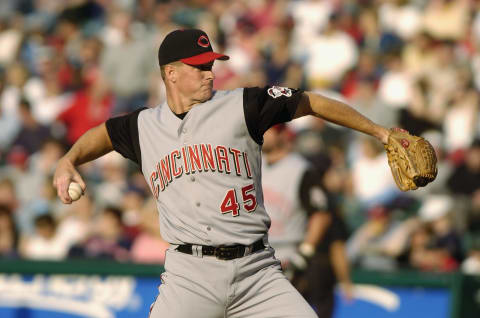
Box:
[56,71,113,145]
[462,244,480,274]
[0,205,18,259]
[402,32,436,78]
[11,98,52,156]
[1,62,44,119]
[93,152,128,207]
[423,42,460,121]
[68,206,132,262]
[423,0,471,41]
[346,205,415,270]
[289,0,333,62]
[29,138,66,178]
[400,76,443,136]
[122,184,148,240]
[54,11,84,66]
[131,198,169,264]
[378,0,422,41]
[447,139,480,195]
[0,178,18,213]
[466,187,480,238]
[457,175,480,274]
[377,53,413,111]
[341,50,379,99]
[443,74,479,153]
[56,194,94,248]
[0,16,23,68]
[347,72,398,129]
[100,9,155,114]
[0,68,21,153]
[263,29,294,86]
[305,11,358,89]
[409,195,462,271]
[37,79,70,125]
[15,176,59,236]
[20,213,69,260]
[351,136,399,208]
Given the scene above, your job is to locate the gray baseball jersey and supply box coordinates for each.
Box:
[106,86,317,318]
[262,153,328,261]
[138,88,266,247]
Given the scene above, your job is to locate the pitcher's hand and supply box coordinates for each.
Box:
[53,158,86,204]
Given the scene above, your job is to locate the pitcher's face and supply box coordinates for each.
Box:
[176,62,215,103]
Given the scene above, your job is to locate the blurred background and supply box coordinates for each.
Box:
[0,0,479,317]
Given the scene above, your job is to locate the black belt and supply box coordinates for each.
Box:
[175,239,265,260]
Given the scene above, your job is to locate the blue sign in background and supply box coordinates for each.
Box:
[0,274,450,318]
[0,274,159,318]
[334,287,450,318]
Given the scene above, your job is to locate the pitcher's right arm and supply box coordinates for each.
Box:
[53,123,113,204]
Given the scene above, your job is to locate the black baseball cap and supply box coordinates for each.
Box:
[158,29,229,66]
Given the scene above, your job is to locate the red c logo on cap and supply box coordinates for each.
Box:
[198,35,210,48]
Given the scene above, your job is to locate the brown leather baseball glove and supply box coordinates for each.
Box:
[384,128,438,191]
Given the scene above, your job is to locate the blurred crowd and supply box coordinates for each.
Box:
[0,0,480,275]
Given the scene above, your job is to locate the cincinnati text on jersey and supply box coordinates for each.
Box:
[149,144,253,198]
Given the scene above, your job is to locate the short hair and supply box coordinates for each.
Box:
[160,65,166,80]
[0,204,11,215]
[34,214,56,229]
[103,206,123,226]
[19,97,31,111]
[160,61,182,81]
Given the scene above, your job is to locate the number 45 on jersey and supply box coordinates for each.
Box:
[220,184,257,216]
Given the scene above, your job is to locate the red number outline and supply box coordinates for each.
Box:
[241,184,257,212]
[220,183,257,216]
[220,189,240,216]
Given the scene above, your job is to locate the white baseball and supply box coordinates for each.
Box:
[68,182,83,201]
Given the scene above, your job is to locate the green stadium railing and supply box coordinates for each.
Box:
[0,259,164,277]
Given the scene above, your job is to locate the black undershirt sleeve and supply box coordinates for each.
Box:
[105,107,147,170]
[298,169,329,217]
[243,86,304,144]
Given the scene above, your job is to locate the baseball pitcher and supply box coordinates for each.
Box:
[53,29,436,318]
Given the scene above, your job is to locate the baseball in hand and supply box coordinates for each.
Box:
[68,182,83,201]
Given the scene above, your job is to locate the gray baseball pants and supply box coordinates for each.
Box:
[149,246,318,318]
